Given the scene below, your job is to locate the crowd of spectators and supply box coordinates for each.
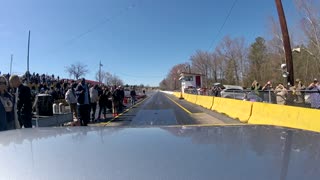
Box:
[0,72,142,131]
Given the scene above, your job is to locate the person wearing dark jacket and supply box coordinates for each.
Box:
[0,76,15,131]
[75,78,91,126]
[130,88,137,105]
[118,86,125,111]
[9,75,33,128]
[98,87,109,120]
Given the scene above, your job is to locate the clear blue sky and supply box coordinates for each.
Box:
[0,0,300,86]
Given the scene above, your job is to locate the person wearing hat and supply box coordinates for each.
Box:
[308,78,320,109]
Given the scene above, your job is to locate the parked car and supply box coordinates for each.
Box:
[220,85,246,100]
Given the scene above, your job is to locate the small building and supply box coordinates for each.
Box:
[179,72,203,94]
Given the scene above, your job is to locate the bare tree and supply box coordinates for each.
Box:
[214,36,248,85]
[104,72,124,86]
[190,50,212,87]
[294,0,320,56]
[65,62,89,80]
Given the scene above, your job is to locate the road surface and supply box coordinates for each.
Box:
[96,91,240,127]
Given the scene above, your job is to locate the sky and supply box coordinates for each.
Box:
[0,0,301,86]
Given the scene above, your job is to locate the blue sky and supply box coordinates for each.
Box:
[0,0,300,86]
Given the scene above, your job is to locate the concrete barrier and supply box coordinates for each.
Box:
[172,92,180,98]
[248,102,320,132]
[211,97,223,111]
[185,94,197,104]
[183,93,189,101]
[218,99,252,123]
[195,95,214,109]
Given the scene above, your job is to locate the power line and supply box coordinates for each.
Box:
[207,0,238,51]
[47,1,139,57]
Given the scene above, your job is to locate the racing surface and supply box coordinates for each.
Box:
[101,91,239,127]
[0,125,320,180]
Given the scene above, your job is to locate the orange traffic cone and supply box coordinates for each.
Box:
[179,92,184,99]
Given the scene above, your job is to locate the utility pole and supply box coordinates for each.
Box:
[99,61,103,84]
[10,54,13,75]
[275,0,294,86]
[27,30,31,82]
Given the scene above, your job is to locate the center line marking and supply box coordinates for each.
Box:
[165,95,192,114]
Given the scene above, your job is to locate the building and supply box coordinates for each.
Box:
[179,72,203,94]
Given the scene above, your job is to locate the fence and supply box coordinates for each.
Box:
[183,89,320,109]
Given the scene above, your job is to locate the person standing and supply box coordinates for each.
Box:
[251,80,262,95]
[262,81,274,103]
[75,78,91,126]
[308,79,320,109]
[0,76,15,130]
[130,88,137,105]
[98,87,108,120]
[89,84,99,122]
[111,87,120,117]
[118,86,125,112]
[294,79,305,104]
[9,75,33,128]
[274,83,288,105]
[65,83,78,121]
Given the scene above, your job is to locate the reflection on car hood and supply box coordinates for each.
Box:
[0,126,320,180]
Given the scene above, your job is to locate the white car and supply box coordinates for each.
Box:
[220,85,246,100]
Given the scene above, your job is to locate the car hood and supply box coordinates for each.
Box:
[0,125,320,180]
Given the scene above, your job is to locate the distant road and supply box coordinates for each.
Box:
[99,91,240,127]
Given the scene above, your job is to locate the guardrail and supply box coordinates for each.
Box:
[172,92,320,133]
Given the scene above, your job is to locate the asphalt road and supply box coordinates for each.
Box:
[98,91,240,127]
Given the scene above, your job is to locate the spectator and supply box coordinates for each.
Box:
[308,79,320,109]
[251,80,262,95]
[294,79,305,103]
[212,84,222,97]
[98,87,108,120]
[0,76,15,130]
[111,86,120,117]
[65,83,78,121]
[274,83,288,105]
[118,86,125,112]
[49,87,58,101]
[9,75,33,128]
[130,88,137,105]
[89,84,99,122]
[262,81,275,103]
[75,78,91,126]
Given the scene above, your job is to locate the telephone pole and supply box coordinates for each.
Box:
[99,61,103,84]
[27,30,31,82]
[275,0,294,86]
[10,54,13,75]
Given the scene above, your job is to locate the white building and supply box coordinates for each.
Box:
[179,72,203,94]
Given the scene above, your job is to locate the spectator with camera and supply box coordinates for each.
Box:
[308,79,320,109]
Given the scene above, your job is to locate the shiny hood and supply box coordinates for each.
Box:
[0,125,320,180]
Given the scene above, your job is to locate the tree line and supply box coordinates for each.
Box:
[65,62,124,86]
[160,0,320,90]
